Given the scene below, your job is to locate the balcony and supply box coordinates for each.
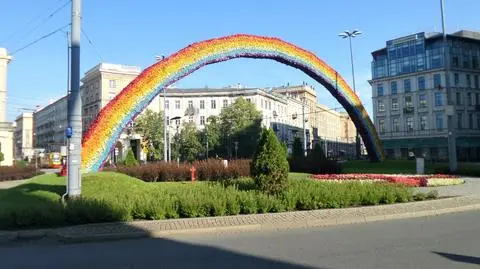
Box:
[403,107,414,114]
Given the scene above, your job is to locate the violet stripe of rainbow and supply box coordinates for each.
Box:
[82,35,383,172]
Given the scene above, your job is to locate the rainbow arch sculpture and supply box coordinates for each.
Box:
[81,34,384,172]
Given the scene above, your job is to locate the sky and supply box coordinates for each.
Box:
[1,0,479,121]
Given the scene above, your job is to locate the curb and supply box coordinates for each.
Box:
[53,202,480,243]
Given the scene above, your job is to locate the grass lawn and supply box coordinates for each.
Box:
[342,160,480,175]
[0,172,425,230]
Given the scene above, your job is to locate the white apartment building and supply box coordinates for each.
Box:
[33,96,68,152]
[371,31,480,161]
[0,48,14,166]
[14,113,34,161]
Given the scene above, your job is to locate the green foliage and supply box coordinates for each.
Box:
[178,122,204,162]
[0,172,420,229]
[0,152,4,163]
[15,160,28,168]
[251,128,289,195]
[292,137,304,158]
[200,116,221,157]
[124,148,139,166]
[134,109,164,161]
[219,97,263,158]
[308,142,326,161]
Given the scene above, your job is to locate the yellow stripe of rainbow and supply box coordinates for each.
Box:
[81,34,384,172]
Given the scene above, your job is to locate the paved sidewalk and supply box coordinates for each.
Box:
[1,195,479,244]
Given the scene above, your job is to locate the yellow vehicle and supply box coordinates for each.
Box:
[48,152,62,168]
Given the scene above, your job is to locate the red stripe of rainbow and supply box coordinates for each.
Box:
[82,34,384,172]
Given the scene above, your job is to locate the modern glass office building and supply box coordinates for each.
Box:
[371,30,480,161]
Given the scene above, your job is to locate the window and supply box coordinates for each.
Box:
[420,115,427,130]
[175,119,180,126]
[188,100,193,108]
[476,93,480,106]
[391,81,397,95]
[165,100,169,109]
[419,94,427,107]
[261,99,264,108]
[109,80,116,88]
[406,117,414,132]
[246,98,251,103]
[435,92,443,106]
[404,79,411,92]
[468,113,473,129]
[456,92,462,105]
[377,100,385,112]
[222,99,228,108]
[405,96,413,108]
[211,100,216,109]
[478,113,480,129]
[458,112,463,129]
[454,73,459,86]
[377,84,384,96]
[188,116,193,123]
[175,100,180,109]
[378,119,385,134]
[418,76,425,90]
[466,74,471,88]
[166,116,170,126]
[436,113,444,130]
[475,75,479,89]
[467,93,472,106]
[200,100,205,109]
[200,116,205,126]
[452,56,459,67]
[434,74,442,89]
[393,118,400,132]
[392,98,399,111]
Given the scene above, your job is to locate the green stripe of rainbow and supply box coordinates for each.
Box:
[82,34,384,172]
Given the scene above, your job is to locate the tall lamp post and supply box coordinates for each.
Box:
[339,29,362,160]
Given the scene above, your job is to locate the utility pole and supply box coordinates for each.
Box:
[67,0,82,198]
[302,98,307,156]
[163,89,168,162]
[339,30,362,160]
[441,0,457,172]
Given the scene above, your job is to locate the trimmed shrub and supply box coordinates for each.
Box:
[251,128,289,195]
[124,148,139,166]
[289,143,341,174]
[0,166,44,182]
[113,159,250,182]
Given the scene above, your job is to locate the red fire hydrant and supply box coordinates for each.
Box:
[190,166,197,182]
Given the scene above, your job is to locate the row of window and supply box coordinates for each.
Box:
[378,113,480,133]
[377,73,480,96]
[377,91,480,113]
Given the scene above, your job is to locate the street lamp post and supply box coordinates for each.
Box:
[339,29,362,160]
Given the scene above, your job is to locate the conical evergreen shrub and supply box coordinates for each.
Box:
[251,128,289,195]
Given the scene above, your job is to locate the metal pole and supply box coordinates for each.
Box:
[302,98,307,156]
[163,89,168,162]
[441,0,457,172]
[348,36,361,160]
[168,128,171,162]
[67,0,82,198]
[206,129,209,159]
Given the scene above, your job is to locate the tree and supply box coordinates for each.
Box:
[134,109,164,161]
[178,122,203,162]
[198,115,221,158]
[251,128,289,195]
[124,148,138,166]
[219,97,262,158]
[0,152,4,164]
[292,137,304,158]
[308,142,326,161]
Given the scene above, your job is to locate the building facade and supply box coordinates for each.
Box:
[14,113,34,161]
[33,96,68,152]
[371,31,480,161]
[0,48,14,166]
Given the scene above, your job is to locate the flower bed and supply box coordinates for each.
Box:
[311,174,464,187]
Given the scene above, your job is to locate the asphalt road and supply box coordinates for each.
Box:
[1,211,479,269]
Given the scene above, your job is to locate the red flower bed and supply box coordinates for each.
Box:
[311,174,459,187]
